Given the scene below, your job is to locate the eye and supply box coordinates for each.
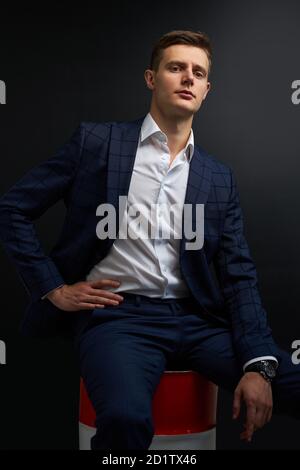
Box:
[171,65,180,71]
[195,71,204,78]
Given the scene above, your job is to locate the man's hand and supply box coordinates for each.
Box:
[45,279,124,311]
[232,372,273,443]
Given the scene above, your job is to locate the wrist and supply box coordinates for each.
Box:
[47,284,66,301]
[244,360,278,384]
[245,370,272,385]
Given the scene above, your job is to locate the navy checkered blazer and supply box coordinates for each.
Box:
[0,115,279,366]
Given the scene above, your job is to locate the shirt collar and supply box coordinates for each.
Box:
[140,112,194,162]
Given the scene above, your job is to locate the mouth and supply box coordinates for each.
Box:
[175,91,194,100]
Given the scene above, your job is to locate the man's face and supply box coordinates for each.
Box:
[145,44,211,119]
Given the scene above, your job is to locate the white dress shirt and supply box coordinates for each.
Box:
[86,112,193,298]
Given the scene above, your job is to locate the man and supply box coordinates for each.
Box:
[0,30,299,449]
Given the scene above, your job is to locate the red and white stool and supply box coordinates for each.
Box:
[79,371,218,450]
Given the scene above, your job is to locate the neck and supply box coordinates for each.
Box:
[149,104,192,159]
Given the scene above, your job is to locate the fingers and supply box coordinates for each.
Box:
[241,402,272,443]
[242,403,256,442]
[88,288,124,302]
[254,408,267,430]
[89,279,121,289]
[240,425,256,442]
[84,279,124,306]
[77,302,104,310]
[254,402,273,429]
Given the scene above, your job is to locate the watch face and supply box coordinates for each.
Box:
[265,364,276,378]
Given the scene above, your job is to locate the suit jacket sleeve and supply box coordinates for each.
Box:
[213,168,281,367]
[0,124,85,302]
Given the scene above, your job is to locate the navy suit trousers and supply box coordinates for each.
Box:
[74,294,300,450]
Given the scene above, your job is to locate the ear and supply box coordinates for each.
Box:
[202,81,211,100]
[144,69,155,91]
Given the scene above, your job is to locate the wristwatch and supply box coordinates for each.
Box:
[244,360,278,383]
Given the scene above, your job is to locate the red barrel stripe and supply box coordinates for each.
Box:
[79,371,217,435]
[152,371,217,435]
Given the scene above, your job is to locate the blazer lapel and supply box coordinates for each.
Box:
[105,116,145,250]
[180,146,212,257]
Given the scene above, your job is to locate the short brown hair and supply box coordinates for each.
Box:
[149,30,212,75]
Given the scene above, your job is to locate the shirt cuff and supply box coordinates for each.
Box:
[41,284,65,300]
[243,356,279,373]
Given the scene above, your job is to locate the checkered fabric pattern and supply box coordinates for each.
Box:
[0,115,279,365]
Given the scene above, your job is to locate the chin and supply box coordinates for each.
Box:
[175,104,195,114]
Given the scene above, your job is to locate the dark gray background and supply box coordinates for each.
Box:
[0,0,299,449]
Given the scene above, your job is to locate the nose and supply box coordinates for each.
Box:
[182,68,194,86]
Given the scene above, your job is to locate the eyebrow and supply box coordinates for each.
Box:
[165,60,208,76]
